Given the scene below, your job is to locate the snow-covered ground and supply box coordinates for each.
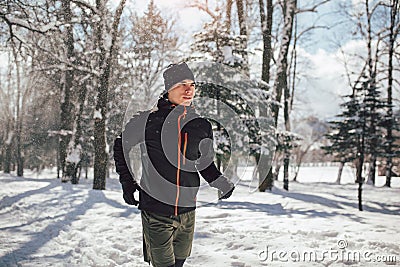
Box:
[0,166,399,267]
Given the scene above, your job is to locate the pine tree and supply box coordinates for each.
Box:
[379,106,400,185]
[323,97,360,169]
[363,76,386,185]
[189,11,252,174]
[324,77,383,211]
[189,8,276,190]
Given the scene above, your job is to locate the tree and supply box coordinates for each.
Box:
[59,0,76,182]
[384,0,400,187]
[0,0,58,175]
[189,1,272,186]
[337,0,400,186]
[122,0,179,109]
[324,76,385,211]
[271,0,297,191]
[257,0,274,191]
[259,0,273,84]
[323,117,356,185]
[93,0,127,190]
[235,0,249,75]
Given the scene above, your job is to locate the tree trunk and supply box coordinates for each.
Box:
[293,143,314,182]
[226,0,233,31]
[385,0,398,188]
[356,96,366,211]
[0,148,3,171]
[4,52,14,174]
[57,144,60,178]
[273,0,296,125]
[365,0,378,187]
[236,0,249,75]
[283,152,289,191]
[257,0,274,191]
[358,180,363,211]
[59,0,75,180]
[336,161,344,184]
[355,157,364,211]
[259,0,273,83]
[274,0,296,191]
[64,80,88,184]
[283,46,292,190]
[93,0,126,190]
[289,16,297,111]
[274,163,281,180]
[10,39,24,177]
[257,152,274,191]
[4,132,13,174]
[367,155,376,185]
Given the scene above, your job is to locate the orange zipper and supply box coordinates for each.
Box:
[175,106,187,216]
[183,132,188,165]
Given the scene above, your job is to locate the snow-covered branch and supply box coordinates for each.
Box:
[70,0,99,14]
[0,12,59,35]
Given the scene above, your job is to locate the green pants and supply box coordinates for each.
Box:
[141,210,196,267]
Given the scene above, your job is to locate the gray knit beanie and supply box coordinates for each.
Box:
[162,62,195,95]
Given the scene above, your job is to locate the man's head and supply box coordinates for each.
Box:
[163,62,196,106]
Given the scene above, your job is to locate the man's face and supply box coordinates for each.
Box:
[168,79,196,106]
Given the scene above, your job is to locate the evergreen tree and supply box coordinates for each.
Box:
[363,76,386,185]
[123,0,179,109]
[378,106,400,186]
[189,11,247,170]
[324,77,385,211]
[189,10,275,189]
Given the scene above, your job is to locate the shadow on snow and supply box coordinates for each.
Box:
[0,178,138,266]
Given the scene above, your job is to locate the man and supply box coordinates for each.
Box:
[113,62,234,267]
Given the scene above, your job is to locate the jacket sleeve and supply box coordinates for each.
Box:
[196,121,223,183]
[113,112,146,184]
[197,122,234,193]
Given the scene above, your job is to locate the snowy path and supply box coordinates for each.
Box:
[0,169,399,266]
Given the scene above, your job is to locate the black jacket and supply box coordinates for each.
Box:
[113,98,233,216]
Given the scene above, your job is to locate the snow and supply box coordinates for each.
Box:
[222,46,234,66]
[93,109,102,120]
[5,131,14,145]
[0,166,399,266]
[47,130,73,137]
[66,144,82,164]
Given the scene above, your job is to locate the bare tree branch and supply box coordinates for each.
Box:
[185,0,217,20]
[296,0,331,14]
[294,25,330,43]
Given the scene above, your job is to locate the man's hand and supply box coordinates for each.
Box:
[219,186,234,200]
[121,181,139,206]
[209,175,235,200]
